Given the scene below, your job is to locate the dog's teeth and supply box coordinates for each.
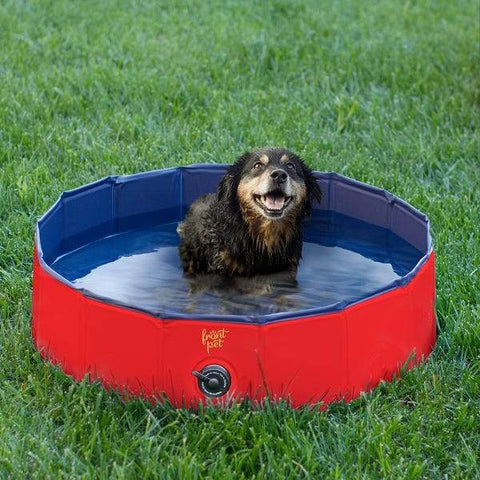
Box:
[257,192,291,211]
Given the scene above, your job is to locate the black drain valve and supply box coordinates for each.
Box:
[192,365,231,397]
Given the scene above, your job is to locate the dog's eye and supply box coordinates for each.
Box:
[286,163,295,171]
[253,162,263,170]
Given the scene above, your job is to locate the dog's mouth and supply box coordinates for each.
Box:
[253,190,293,217]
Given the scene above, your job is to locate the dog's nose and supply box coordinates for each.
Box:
[270,169,288,184]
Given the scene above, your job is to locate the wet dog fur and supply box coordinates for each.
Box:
[177,147,322,279]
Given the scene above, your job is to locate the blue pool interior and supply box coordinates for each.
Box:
[50,211,424,316]
[37,165,431,321]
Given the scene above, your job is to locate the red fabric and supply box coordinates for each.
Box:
[32,248,436,408]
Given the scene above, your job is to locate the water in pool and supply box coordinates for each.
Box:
[51,211,423,317]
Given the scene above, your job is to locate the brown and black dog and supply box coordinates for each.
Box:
[177,147,322,280]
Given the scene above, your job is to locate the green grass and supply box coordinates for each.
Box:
[1,0,479,478]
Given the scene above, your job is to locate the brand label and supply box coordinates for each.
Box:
[201,328,229,354]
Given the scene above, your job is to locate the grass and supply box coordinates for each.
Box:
[0,0,479,478]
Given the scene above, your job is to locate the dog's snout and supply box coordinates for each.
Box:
[270,169,288,184]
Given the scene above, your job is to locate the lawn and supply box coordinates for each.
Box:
[0,0,479,478]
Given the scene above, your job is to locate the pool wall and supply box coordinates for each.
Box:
[32,165,436,407]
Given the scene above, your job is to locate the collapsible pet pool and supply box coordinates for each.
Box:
[32,165,435,407]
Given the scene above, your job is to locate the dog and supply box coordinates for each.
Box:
[177,147,322,279]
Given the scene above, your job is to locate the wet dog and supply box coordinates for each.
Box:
[177,147,322,279]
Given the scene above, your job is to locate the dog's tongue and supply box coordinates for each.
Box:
[264,193,284,210]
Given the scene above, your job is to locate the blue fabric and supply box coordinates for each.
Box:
[36,164,432,323]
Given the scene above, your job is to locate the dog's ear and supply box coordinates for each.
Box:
[300,159,322,207]
[217,151,250,204]
[217,172,236,202]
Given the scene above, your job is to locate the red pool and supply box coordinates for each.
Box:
[32,165,435,407]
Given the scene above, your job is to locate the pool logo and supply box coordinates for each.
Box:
[202,328,229,354]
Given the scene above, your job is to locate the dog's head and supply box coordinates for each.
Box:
[218,148,322,222]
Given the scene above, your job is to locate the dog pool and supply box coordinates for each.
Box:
[32,165,436,407]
